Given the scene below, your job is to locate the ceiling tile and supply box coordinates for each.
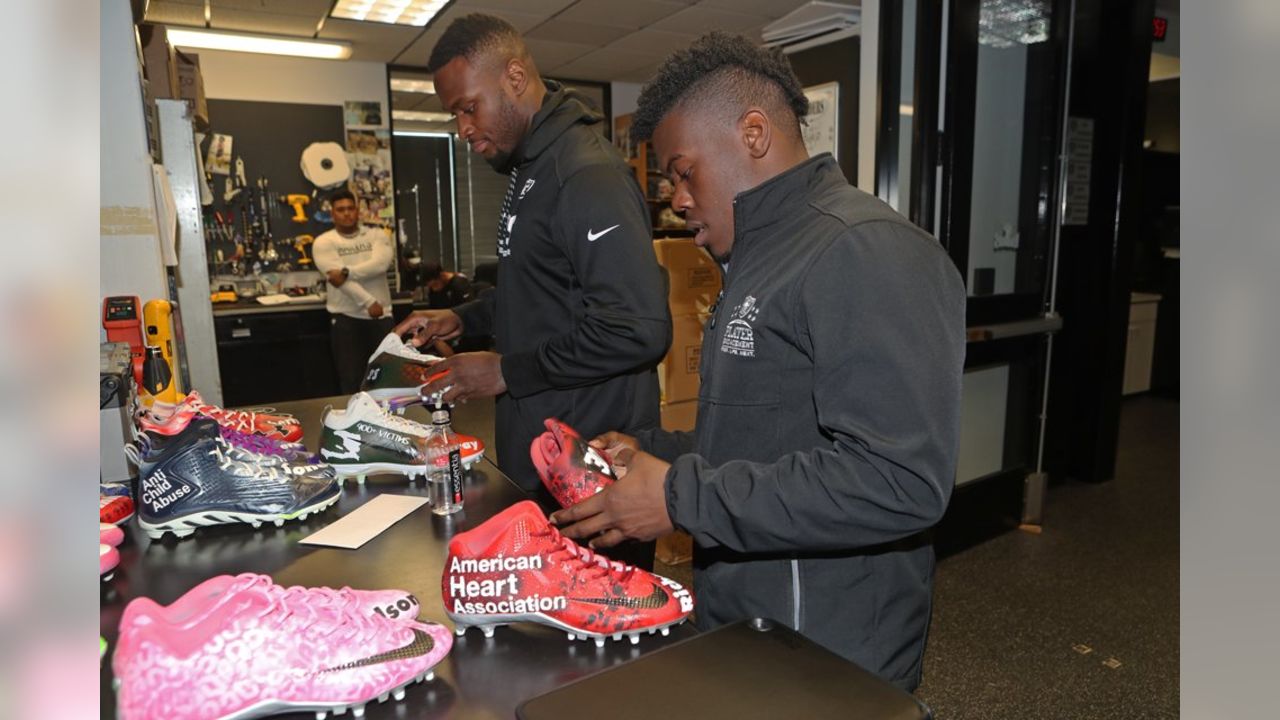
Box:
[649,5,771,35]
[208,8,322,35]
[521,38,597,68]
[697,0,817,20]
[606,28,699,56]
[347,41,411,63]
[458,0,577,15]
[556,0,688,30]
[549,46,656,82]
[390,27,446,66]
[448,7,547,32]
[212,0,332,15]
[392,2,545,66]
[318,16,423,46]
[145,2,207,26]
[526,20,631,46]
[612,61,664,84]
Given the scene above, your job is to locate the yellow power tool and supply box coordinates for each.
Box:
[294,234,315,266]
[286,194,310,223]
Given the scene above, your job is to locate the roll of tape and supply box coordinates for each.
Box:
[300,142,352,189]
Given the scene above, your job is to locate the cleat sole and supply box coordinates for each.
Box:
[172,660,441,719]
[446,609,689,647]
[137,492,340,541]
[331,462,430,484]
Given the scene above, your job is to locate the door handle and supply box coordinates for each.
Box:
[966,313,1062,343]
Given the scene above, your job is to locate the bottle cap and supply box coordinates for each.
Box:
[431,410,450,425]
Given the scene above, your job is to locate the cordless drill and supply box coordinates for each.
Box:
[285,194,310,223]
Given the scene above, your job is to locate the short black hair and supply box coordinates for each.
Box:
[632,32,809,143]
[427,13,524,74]
[421,260,444,279]
[329,189,356,206]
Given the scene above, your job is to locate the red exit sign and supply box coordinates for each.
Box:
[1153,16,1168,41]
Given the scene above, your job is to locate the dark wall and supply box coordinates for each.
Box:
[1044,0,1156,483]
[1144,78,1179,153]
[203,99,345,268]
[391,134,456,282]
[786,37,860,184]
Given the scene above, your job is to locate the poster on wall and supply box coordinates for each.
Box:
[801,82,839,160]
[205,133,233,175]
[344,101,383,128]
[342,103,394,230]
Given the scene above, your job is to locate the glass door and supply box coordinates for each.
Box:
[878,0,1072,506]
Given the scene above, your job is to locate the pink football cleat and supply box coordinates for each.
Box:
[113,574,452,719]
[151,573,426,626]
[100,543,119,582]
[100,523,124,548]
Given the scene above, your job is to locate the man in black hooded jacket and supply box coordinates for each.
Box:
[395,15,671,558]
[552,33,967,691]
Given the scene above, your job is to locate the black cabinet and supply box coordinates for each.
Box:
[214,309,339,407]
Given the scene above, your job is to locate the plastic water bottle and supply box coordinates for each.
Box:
[426,410,464,515]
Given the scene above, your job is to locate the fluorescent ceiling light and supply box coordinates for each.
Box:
[390,78,436,94]
[393,110,454,123]
[978,0,1050,47]
[332,0,449,26]
[167,27,351,60]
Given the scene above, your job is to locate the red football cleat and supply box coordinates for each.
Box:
[168,391,304,443]
[530,419,616,508]
[442,501,693,646]
[100,494,135,526]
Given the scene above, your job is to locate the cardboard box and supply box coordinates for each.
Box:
[175,50,209,128]
[656,529,693,565]
[653,238,721,315]
[661,312,706,403]
[139,24,179,100]
[660,400,698,433]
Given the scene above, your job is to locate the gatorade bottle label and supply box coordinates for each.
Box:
[448,448,463,505]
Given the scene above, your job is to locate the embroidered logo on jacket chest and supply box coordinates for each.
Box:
[720,294,761,358]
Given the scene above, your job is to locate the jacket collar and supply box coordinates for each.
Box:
[506,79,602,171]
[732,153,842,241]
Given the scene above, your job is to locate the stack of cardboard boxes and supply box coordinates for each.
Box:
[651,238,720,565]
[139,24,209,129]
[653,238,720,431]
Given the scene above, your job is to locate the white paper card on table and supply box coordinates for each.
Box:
[300,494,428,549]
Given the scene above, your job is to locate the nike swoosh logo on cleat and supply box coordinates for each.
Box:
[571,582,668,609]
[319,628,434,673]
[586,225,620,242]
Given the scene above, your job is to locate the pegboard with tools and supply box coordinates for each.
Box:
[200,99,347,282]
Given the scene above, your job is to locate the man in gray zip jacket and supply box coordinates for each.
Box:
[553,33,966,692]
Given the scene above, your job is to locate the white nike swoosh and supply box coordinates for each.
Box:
[587,224,620,242]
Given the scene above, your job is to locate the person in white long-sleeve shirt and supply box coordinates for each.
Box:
[312,189,395,393]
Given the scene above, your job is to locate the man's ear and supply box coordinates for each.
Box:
[740,109,772,159]
[506,57,529,96]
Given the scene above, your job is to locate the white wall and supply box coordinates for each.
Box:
[957,364,1010,484]
[193,49,389,106]
[101,0,168,303]
[968,43,1027,295]
[610,81,643,118]
[858,0,879,192]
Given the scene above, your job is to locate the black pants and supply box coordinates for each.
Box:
[330,313,394,395]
